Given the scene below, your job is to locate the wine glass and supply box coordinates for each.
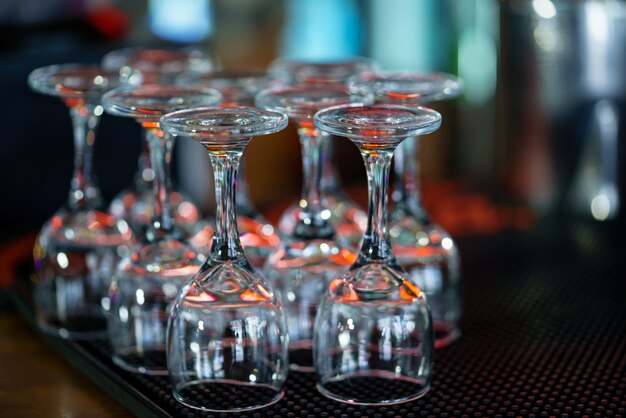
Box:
[267,57,379,249]
[175,68,281,268]
[161,107,289,412]
[349,71,463,347]
[102,84,222,374]
[255,84,371,371]
[103,47,216,235]
[28,64,139,339]
[313,103,441,405]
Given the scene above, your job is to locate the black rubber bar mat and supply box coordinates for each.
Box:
[10,216,626,417]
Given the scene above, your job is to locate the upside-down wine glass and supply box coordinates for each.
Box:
[314,103,441,405]
[175,69,281,268]
[256,84,370,371]
[102,85,222,374]
[349,71,463,347]
[103,47,216,235]
[268,57,379,249]
[28,64,138,339]
[162,107,289,412]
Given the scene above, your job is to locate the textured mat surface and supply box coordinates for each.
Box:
[16,217,626,417]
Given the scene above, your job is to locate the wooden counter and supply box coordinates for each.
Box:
[0,311,132,418]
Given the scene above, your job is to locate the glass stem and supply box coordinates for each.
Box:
[294,128,334,240]
[69,104,101,211]
[355,149,398,266]
[320,135,340,195]
[393,136,423,216]
[146,128,175,240]
[135,131,153,192]
[235,155,255,218]
[208,151,246,262]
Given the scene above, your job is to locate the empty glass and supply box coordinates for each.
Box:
[162,107,289,412]
[28,64,138,339]
[314,103,441,405]
[175,69,281,268]
[102,84,221,374]
[256,84,369,371]
[268,58,378,249]
[349,71,464,347]
[103,47,215,235]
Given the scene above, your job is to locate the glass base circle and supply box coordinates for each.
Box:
[173,380,284,412]
[316,371,430,405]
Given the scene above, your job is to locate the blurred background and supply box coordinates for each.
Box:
[0,0,624,247]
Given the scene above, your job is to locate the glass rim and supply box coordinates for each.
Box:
[314,103,442,142]
[160,106,288,141]
[28,63,139,99]
[102,84,222,121]
[348,71,463,104]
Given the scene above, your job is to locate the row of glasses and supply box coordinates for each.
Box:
[256,84,372,371]
[349,72,463,347]
[29,64,139,339]
[29,51,461,411]
[102,84,222,374]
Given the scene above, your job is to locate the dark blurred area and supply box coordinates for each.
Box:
[1,0,625,247]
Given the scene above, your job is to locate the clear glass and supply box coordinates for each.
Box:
[175,68,281,268]
[102,84,221,374]
[313,103,441,405]
[256,85,370,371]
[104,47,215,235]
[267,58,378,249]
[28,64,137,340]
[161,106,289,412]
[348,71,464,347]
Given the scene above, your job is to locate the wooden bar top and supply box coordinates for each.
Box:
[0,310,133,418]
